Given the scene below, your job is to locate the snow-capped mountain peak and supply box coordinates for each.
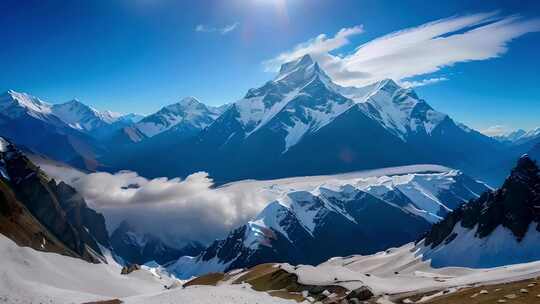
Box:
[0,90,53,118]
[177,96,201,106]
[274,54,331,86]
[338,78,448,140]
[494,127,540,145]
[135,96,223,137]
[228,55,450,152]
[51,98,121,131]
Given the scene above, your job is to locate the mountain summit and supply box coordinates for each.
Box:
[134,96,224,137]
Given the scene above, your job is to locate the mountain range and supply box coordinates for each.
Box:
[2,55,534,187]
[101,55,512,186]
[167,165,489,279]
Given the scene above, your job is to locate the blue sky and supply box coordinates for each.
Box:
[1,0,539,134]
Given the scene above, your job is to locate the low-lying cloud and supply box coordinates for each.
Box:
[265,12,540,87]
[42,164,268,247]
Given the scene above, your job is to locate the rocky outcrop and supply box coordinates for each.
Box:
[0,137,110,263]
[424,154,540,248]
[120,264,140,275]
[346,286,374,301]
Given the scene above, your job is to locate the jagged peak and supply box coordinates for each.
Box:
[511,154,539,180]
[160,96,207,114]
[0,89,52,114]
[274,54,331,85]
[374,78,402,92]
[277,54,314,75]
[56,98,99,113]
[178,96,202,106]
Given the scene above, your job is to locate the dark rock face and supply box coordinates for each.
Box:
[0,178,81,259]
[346,286,374,301]
[111,220,204,265]
[192,191,430,274]
[424,155,540,248]
[0,139,110,263]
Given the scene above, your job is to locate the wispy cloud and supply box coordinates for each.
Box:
[265,12,540,87]
[402,77,449,88]
[481,125,510,137]
[263,26,364,71]
[195,22,239,35]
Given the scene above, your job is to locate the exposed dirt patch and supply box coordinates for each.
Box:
[398,277,540,304]
[183,272,226,287]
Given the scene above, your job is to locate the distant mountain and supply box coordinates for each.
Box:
[134,97,225,138]
[167,166,489,279]
[494,127,540,145]
[51,99,146,140]
[493,127,540,158]
[0,90,106,170]
[51,99,120,132]
[421,155,540,268]
[0,90,150,170]
[110,220,204,265]
[0,137,110,263]
[115,54,508,185]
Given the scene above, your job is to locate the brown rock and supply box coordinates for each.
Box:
[121,264,140,275]
[346,286,373,301]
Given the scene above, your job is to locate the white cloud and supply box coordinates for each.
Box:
[401,77,448,88]
[195,22,239,34]
[263,26,364,72]
[265,12,540,87]
[42,165,269,246]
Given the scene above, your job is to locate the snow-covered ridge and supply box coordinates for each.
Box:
[494,127,540,144]
[239,166,487,249]
[0,90,139,132]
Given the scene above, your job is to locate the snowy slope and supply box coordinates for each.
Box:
[420,222,540,268]
[288,241,540,297]
[122,284,296,304]
[135,97,224,137]
[0,234,173,304]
